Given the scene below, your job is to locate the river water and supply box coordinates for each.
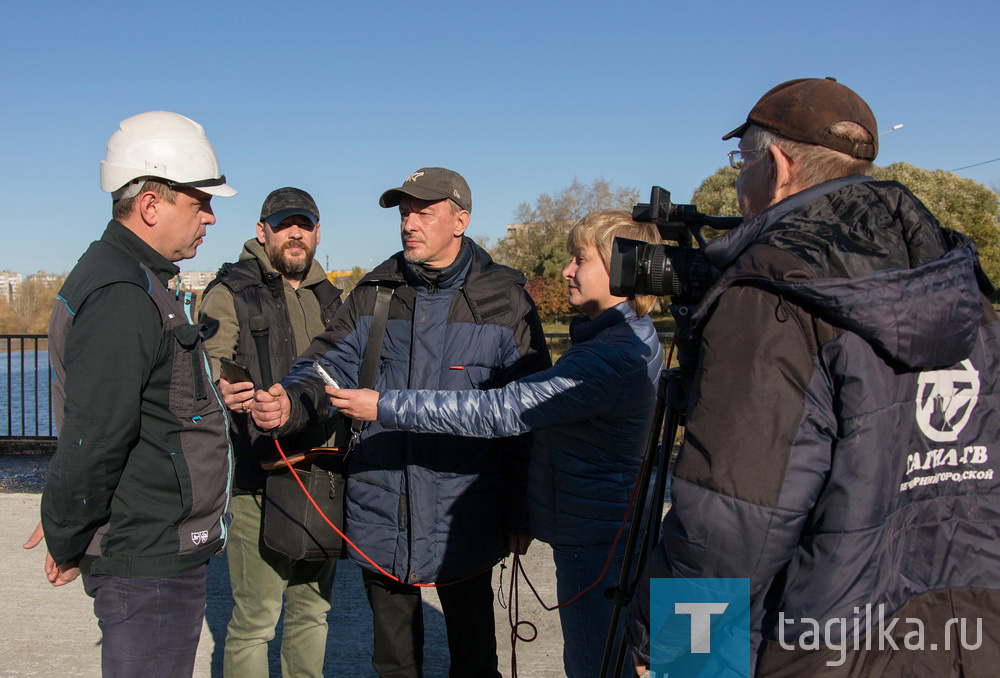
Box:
[0,348,54,437]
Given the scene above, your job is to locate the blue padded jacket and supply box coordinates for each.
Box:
[379,301,664,546]
[280,239,550,584]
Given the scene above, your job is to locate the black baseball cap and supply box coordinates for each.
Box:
[723,78,878,160]
[260,187,320,227]
[379,167,472,213]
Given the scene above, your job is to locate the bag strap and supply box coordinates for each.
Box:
[349,285,395,443]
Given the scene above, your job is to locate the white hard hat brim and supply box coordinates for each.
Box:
[198,182,237,198]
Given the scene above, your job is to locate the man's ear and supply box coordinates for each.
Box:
[256,221,267,245]
[768,144,797,205]
[453,210,470,237]
[314,221,321,247]
[137,190,161,226]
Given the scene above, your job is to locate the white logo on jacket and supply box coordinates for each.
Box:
[915,359,980,442]
[191,530,209,545]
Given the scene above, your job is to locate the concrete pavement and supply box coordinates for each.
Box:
[2,492,571,677]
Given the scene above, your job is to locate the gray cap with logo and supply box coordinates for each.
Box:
[379,167,472,213]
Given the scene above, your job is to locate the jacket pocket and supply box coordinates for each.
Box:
[164,322,229,555]
[168,323,220,419]
[445,364,497,390]
[168,452,194,525]
[49,419,108,524]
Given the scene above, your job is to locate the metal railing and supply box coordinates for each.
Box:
[0,332,675,443]
[1,335,55,439]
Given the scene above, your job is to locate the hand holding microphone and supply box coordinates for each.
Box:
[247,315,290,431]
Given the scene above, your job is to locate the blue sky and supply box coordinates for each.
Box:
[3,0,998,275]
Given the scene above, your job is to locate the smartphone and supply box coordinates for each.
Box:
[313,361,341,389]
[220,357,254,385]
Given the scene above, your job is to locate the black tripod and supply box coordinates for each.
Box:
[599,302,700,678]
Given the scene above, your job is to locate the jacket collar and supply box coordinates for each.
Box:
[102,220,178,286]
[361,236,510,290]
[705,175,873,270]
[570,301,636,345]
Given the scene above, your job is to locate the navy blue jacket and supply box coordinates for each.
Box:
[280,239,550,583]
[379,301,663,545]
[626,177,1000,676]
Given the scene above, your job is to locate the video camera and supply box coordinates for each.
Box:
[609,187,742,304]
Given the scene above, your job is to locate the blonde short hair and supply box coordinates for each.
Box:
[566,209,661,316]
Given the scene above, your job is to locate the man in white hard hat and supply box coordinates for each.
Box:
[24,111,236,677]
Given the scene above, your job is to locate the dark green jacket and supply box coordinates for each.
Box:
[43,221,232,578]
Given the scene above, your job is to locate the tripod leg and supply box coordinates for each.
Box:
[600,370,684,678]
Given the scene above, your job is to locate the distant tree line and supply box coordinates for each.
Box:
[488,178,639,320]
[693,162,1000,282]
[0,276,66,334]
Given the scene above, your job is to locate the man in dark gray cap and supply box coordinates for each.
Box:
[251,167,550,677]
[199,187,343,678]
[625,78,1000,676]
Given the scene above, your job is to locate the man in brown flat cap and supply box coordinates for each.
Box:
[626,79,1000,676]
[251,168,550,677]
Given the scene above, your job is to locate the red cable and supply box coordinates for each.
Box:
[273,369,667,676]
[271,438,489,588]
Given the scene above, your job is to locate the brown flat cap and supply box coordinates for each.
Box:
[379,167,472,213]
[723,78,878,160]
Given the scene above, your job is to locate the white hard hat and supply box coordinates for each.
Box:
[100,111,237,200]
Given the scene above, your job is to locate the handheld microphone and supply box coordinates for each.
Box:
[249,314,274,388]
[249,314,279,438]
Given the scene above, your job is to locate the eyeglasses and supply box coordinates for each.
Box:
[727,148,765,169]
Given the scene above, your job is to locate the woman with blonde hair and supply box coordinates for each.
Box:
[333,209,664,677]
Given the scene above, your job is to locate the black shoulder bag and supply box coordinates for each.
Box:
[262,285,395,561]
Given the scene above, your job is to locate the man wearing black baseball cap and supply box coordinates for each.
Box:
[250,167,550,677]
[199,187,343,678]
[627,79,1000,676]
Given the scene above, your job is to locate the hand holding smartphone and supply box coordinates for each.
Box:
[220,357,254,385]
[313,361,341,389]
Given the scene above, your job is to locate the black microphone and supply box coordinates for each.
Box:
[249,314,274,388]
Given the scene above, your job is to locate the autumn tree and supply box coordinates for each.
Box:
[691,162,1000,281]
[491,178,640,279]
[691,166,741,219]
[339,266,369,296]
[525,275,571,320]
[874,163,1000,282]
[0,276,66,334]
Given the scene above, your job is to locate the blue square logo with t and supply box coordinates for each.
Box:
[650,578,753,677]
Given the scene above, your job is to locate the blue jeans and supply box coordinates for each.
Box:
[82,565,207,678]
[551,541,627,678]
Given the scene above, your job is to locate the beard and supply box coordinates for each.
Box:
[267,240,315,277]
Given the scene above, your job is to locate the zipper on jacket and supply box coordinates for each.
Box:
[178,283,234,550]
